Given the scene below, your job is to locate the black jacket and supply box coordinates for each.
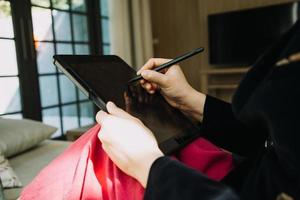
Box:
[144,20,300,200]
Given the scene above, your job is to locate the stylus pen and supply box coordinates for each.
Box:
[127,47,204,84]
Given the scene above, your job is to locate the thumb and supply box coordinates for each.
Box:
[96,110,109,125]
[106,101,134,120]
[141,70,168,88]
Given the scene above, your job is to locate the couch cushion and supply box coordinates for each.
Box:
[0,118,57,157]
[4,140,70,200]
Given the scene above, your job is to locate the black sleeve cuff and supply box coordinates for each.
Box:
[199,95,262,157]
[201,95,232,135]
[144,156,238,200]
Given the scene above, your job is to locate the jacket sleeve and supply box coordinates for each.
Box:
[144,156,239,200]
[201,95,267,157]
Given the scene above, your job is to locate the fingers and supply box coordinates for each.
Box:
[137,58,172,94]
[137,58,171,75]
[106,102,141,123]
[144,82,152,90]
[141,70,168,88]
[106,102,130,118]
[140,81,157,94]
[96,110,108,125]
[96,102,132,125]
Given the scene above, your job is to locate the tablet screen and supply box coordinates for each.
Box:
[55,55,200,150]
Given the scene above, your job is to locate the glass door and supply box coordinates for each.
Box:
[0,0,22,119]
[30,0,94,137]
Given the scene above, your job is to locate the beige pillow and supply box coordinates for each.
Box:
[0,155,22,188]
[0,118,57,157]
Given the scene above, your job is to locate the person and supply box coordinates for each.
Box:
[96,20,300,200]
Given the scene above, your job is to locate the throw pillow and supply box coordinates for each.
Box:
[0,118,57,157]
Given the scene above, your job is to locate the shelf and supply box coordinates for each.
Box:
[208,84,238,90]
[201,67,250,75]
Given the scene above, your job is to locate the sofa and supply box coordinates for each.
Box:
[4,140,70,200]
[0,118,72,200]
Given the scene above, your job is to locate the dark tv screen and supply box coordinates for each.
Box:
[208,2,299,66]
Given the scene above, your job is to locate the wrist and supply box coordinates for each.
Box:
[136,149,164,188]
[180,88,206,122]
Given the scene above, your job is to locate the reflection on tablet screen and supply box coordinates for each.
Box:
[57,55,200,147]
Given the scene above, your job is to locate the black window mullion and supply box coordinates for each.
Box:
[34,40,90,44]
[0,111,22,116]
[31,3,87,15]
[87,0,102,116]
[38,72,57,76]
[0,37,14,40]
[41,99,90,110]
[101,16,109,20]
[10,0,42,121]
[87,0,102,55]
[0,75,18,78]
[68,0,81,128]
[49,0,65,137]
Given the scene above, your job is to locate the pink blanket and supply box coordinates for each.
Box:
[20,125,233,200]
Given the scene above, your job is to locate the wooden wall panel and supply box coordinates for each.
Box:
[150,0,298,96]
[197,0,297,94]
[150,0,202,90]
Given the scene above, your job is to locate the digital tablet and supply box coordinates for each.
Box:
[53,55,201,154]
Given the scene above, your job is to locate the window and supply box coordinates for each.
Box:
[30,0,100,137]
[100,0,110,55]
[1,0,109,138]
[0,0,22,119]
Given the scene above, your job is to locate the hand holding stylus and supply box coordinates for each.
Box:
[137,58,207,122]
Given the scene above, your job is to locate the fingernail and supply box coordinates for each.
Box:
[106,102,117,114]
[107,101,116,107]
[96,110,106,124]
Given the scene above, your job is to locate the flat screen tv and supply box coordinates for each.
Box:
[208,2,299,66]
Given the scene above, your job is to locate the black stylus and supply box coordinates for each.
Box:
[127,47,204,84]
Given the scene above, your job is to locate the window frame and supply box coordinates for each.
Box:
[0,1,23,118]
[4,0,105,138]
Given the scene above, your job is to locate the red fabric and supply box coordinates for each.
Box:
[20,125,233,200]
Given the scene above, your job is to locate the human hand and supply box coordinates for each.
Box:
[96,102,164,188]
[137,58,206,122]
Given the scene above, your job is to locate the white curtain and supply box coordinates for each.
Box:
[108,0,153,69]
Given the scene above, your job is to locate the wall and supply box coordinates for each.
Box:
[150,0,202,90]
[150,0,297,94]
[197,0,297,95]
